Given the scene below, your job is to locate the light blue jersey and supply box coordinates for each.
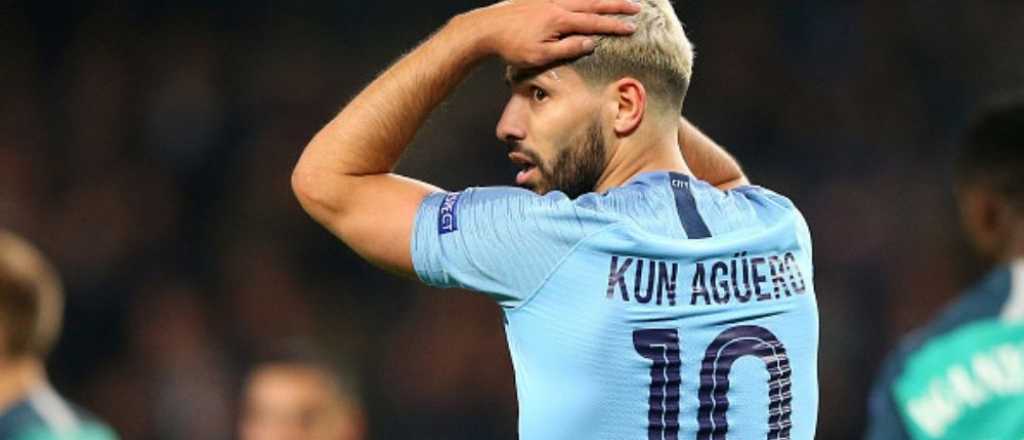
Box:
[412,171,819,440]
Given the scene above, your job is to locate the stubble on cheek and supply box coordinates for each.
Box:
[546,121,606,199]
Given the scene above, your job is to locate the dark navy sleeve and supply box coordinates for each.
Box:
[865,351,912,440]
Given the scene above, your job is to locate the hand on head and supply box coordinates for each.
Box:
[467,0,640,67]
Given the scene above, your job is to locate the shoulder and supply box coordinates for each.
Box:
[418,185,623,236]
[683,177,809,244]
[883,266,1012,372]
[903,266,1014,354]
[727,184,811,248]
[66,403,118,440]
[410,186,624,301]
[0,400,41,438]
[868,266,1016,430]
[0,388,118,440]
[727,184,801,216]
[648,170,803,219]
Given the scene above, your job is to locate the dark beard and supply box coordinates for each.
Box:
[536,121,607,199]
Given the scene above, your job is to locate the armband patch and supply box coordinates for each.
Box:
[438,192,462,235]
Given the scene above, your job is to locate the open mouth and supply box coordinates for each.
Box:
[508,152,538,186]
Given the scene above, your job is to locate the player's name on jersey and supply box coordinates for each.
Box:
[605,251,808,307]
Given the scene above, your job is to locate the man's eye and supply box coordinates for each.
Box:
[531,87,548,102]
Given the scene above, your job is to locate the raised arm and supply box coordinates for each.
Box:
[291,0,640,275]
[678,117,749,190]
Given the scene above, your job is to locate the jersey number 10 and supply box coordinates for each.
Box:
[633,326,792,440]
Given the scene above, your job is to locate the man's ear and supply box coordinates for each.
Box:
[609,78,646,136]
[958,185,1010,259]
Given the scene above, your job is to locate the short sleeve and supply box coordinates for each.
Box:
[864,353,912,440]
[411,187,614,308]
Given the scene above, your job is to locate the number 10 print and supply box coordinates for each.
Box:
[633,326,792,440]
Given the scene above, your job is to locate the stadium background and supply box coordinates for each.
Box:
[2,1,1023,438]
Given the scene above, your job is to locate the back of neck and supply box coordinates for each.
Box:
[0,358,46,414]
[595,127,691,193]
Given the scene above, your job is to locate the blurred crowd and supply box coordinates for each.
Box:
[1,1,1022,439]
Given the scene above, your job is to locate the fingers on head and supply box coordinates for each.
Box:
[560,0,642,15]
[542,36,595,62]
[563,12,636,35]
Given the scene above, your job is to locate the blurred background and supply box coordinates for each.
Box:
[2,0,1023,438]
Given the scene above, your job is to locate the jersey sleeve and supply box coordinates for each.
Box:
[411,187,614,308]
[864,352,912,440]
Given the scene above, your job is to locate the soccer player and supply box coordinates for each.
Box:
[239,347,365,440]
[0,230,117,440]
[292,0,819,438]
[866,99,1024,439]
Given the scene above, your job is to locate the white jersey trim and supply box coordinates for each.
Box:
[27,384,79,435]
[1001,259,1024,322]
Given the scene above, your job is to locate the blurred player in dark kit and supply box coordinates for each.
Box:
[867,98,1024,439]
[239,348,365,440]
[0,231,117,440]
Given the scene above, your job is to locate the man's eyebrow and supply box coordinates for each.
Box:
[504,67,544,87]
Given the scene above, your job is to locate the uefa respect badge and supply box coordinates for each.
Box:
[438,192,462,235]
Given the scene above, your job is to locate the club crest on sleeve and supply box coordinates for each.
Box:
[438,192,462,235]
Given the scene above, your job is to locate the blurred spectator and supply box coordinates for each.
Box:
[865,96,1024,439]
[239,343,366,440]
[0,230,117,439]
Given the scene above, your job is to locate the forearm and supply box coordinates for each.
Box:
[293,0,638,214]
[678,117,749,189]
[290,17,490,273]
[292,17,484,214]
[290,0,638,274]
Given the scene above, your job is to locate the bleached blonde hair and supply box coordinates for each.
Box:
[571,0,694,114]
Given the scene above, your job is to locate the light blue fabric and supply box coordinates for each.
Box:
[413,171,819,439]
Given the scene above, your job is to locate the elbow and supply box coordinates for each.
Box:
[291,161,340,221]
[290,160,315,207]
[717,175,750,191]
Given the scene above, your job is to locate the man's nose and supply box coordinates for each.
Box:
[495,100,526,143]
